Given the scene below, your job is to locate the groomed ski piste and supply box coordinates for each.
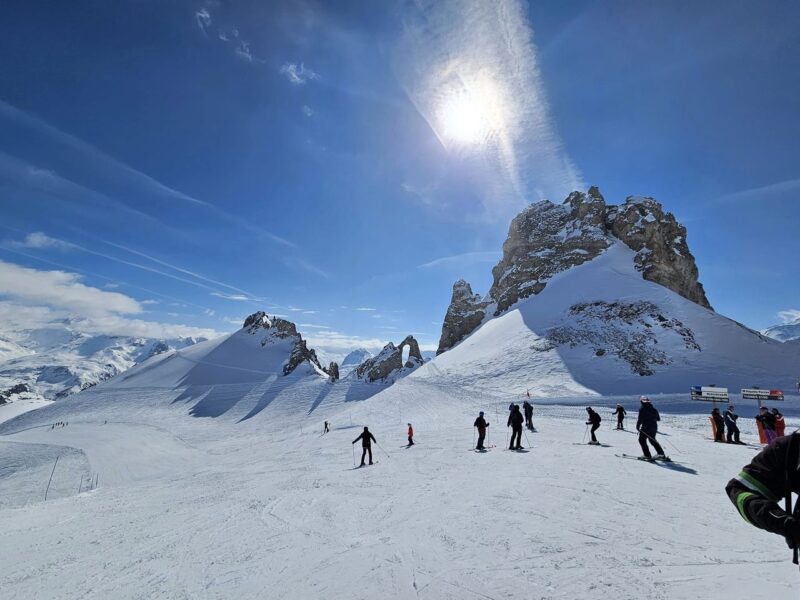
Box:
[2,245,800,599]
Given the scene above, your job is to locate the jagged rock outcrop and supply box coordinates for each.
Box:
[437,187,712,353]
[242,311,324,376]
[437,280,490,355]
[327,362,340,382]
[0,383,30,404]
[355,335,424,382]
[608,197,711,309]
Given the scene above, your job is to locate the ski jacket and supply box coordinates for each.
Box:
[726,432,800,546]
[408,425,414,438]
[474,416,489,432]
[586,410,601,425]
[523,402,533,417]
[711,411,724,427]
[724,410,738,427]
[613,407,626,418]
[776,415,786,437]
[757,413,776,431]
[508,408,524,428]
[636,404,660,435]
[353,431,376,447]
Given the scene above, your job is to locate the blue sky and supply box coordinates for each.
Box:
[1,0,798,359]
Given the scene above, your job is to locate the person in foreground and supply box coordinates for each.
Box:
[352,426,377,466]
[636,396,667,461]
[726,432,800,564]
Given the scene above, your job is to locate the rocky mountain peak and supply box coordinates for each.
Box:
[354,335,425,382]
[241,311,323,376]
[437,187,711,354]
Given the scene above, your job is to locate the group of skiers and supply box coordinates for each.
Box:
[710,405,785,444]
[575,398,666,460]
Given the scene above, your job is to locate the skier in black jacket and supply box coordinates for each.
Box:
[585,407,602,445]
[711,407,725,442]
[507,404,524,450]
[613,404,626,430]
[636,396,666,460]
[352,427,377,466]
[474,412,490,450]
[726,432,800,560]
[523,400,534,431]
[724,405,742,444]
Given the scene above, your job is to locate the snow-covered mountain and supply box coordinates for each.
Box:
[763,317,800,342]
[0,323,204,403]
[341,348,373,368]
[430,188,800,396]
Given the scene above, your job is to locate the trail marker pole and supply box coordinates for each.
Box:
[44,455,59,501]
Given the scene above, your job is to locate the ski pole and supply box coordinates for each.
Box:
[472,427,476,450]
[375,441,391,459]
[582,424,589,443]
[352,443,356,467]
[523,429,532,447]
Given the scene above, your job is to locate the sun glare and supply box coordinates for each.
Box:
[439,91,491,146]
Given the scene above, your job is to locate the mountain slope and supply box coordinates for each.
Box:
[417,243,800,397]
[763,318,800,342]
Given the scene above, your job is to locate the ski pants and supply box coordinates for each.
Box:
[476,430,486,449]
[408,436,414,446]
[765,429,777,445]
[638,430,664,458]
[510,426,522,449]
[726,425,740,444]
[360,446,373,465]
[525,414,533,429]
[616,417,624,430]
[590,423,600,442]
[714,422,725,442]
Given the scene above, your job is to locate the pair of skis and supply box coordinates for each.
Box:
[616,453,672,463]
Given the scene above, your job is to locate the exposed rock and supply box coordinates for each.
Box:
[609,196,711,309]
[0,383,30,404]
[437,187,712,353]
[355,335,424,383]
[327,362,340,382]
[437,280,490,354]
[242,311,324,376]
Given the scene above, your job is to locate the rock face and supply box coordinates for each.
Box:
[242,311,324,376]
[355,335,424,383]
[327,362,340,382]
[436,280,490,355]
[437,187,711,353]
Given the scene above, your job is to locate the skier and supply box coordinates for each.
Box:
[756,407,777,444]
[711,407,725,442]
[613,404,626,430]
[507,404,524,450]
[773,408,786,438]
[724,405,742,444]
[636,396,666,461]
[407,423,414,446]
[523,400,534,431]
[473,411,490,450]
[323,421,330,434]
[585,407,602,445]
[726,431,800,562]
[352,426,377,466]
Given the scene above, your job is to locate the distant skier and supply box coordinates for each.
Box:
[507,404,524,450]
[474,411,490,450]
[773,408,786,438]
[711,407,725,442]
[613,404,626,430]
[585,407,601,445]
[636,396,666,461]
[323,421,330,434]
[407,423,414,446]
[352,426,377,466]
[523,400,534,431]
[756,407,777,445]
[724,405,742,444]
[726,431,800,561]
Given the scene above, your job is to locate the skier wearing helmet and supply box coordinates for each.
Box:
[636,396,667,461]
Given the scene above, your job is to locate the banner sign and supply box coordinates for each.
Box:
[741,388,784,401]
[691,386,729,401]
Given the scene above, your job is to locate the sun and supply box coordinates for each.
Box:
[439,91,491,146]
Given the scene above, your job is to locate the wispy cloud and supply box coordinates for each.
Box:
[280,62,319,85]
[715,178,800,204]
[195,8,212,35]
[778,309,800,325]
[299,323,331,329]
[10,231,74,252]
[0,100,294,248]
[302,105,314,117]
[356,307,376,312]
[210,292,252,302]
[418,250,500,269]
[282,256,329,279]
[394,0,583,219]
